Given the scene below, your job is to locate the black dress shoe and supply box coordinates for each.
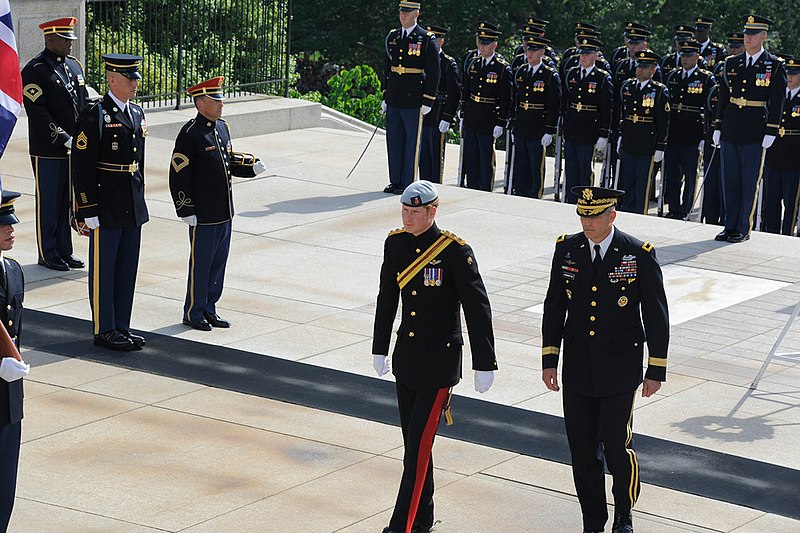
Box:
[38,257,70,271]
[121,330,146,348]
[392,185,406,195]
[714,229,733,241]
[61,255,85,268]
[94,330,135,352]
[383,184,397,193]
[203,312,230,328]
[612,512,633,533]
[183,317,212,331]
[727,232,750,243]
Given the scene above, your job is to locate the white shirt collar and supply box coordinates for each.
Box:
[746,48,764,64]
[401,24,417,35]
[482,53,495,65]
[590,226,615,260]
[682,66,698,78]
[699,39,711,49]
[529,61,542,75]
[638,79,650,90]
[582,65,595,76]
[790,87,800,100]
[107,91,129,110]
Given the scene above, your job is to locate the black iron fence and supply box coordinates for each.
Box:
[85,0,291,109]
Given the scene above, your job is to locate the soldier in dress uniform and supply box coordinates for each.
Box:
[21,17,89,272]
[381,1,440,195]
[509,36,561,198]
[659,26,698,79]
[71,54,149,352]
[715,32,745,78]
[608,23,650,67]
[169,77,266,331]
[0,191,29,531]
[372,181,497,533]
[541,186,669,533]
[418,25,460,184]
[617,51,671,214]
[561,38,613,204]
[663,41,717,219]
[713,15,786,243]
[694,17,726,70]
[460,26,513,191]
[460,22,500,78]
[762,57,800,235]
[560,26,612,83]
[511,18,556,72]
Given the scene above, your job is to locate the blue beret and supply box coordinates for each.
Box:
[401,180,438,207]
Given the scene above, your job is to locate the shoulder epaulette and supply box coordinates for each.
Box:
[68,55,85,70]
[556,234,566,243]
[443,51,455,63]
[699,68,713,76]
[496,56,509,65]
[388,228,406,237]
[441,230,466,245]
[642,241,654,252]
[595,67,610,77]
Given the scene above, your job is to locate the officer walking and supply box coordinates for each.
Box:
[561,38,612,204]
[169,77,266,331]
[694,17,726,70]
[762,57,800,235]
[0,191,28,531]
[382,1,440,195]
[372,181,497,533]
[713,15,786,243]
[664,41,716,219]
[21,17,88,271]
[617,51,671,214]
[510,35,561,198]
[71,54,149,351]
[541,186,669,533]
[418,25,460,184]
[460,26,513,191]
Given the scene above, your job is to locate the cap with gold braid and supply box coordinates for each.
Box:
[399,1,420,11]
[785,56,800,75]
[39,17,78,40]
[0,191,21,225]
[694,16,716,29]
[187,76,225,100]
[102,53,143,80]
[727,32,744,47]
[425,25,448,38]
[743,14,773,35]
[572,186,624,217]
[476,22,501,44]
[634,50,660,67]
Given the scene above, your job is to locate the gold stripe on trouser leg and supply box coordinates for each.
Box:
[643,156,656,215]
[34,157,45,260]
[538,146,546,198]
[412,109,424,182]
[790,176,800,235]
[92,228,101,335]
[186,225,197,321]
[692,149,703,208]
[625,394,640,506]
[747,148,768,233]
[438,131,446,184]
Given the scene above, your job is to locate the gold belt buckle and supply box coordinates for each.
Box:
[395,66,405,75]
[633,115,639,124]
[576,103,583,112]
[128,162,138,174]
[779,127,786,137]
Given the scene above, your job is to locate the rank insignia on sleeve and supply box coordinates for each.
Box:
[171,153,190,172]
[75,131,88,150]
[467,256,473,265]
[23,84,43,102]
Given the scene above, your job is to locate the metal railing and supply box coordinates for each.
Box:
[85,0,291,109]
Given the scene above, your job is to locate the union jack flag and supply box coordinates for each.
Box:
[0,0,22,160]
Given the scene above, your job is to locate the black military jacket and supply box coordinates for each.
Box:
[169,115,254,224]
[512,62,561,140]
[665,67,717,145]
[383,25,440,109]
[462,54,513,135]
[71,94,149,228]
[0,257,25,427]
[716,50,787,144]
[699,40,726,70]
[511,46,558,74]
[21,49,89,158]
[703,84,721,157]
[541,229,669,397]
[423,51,461,127]
[372,223,497,390]
[619,78,671,154]
[560,53,612,83]
[562,65,613,144]
[766,89,800,171]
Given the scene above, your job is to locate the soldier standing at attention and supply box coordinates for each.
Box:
[617,51,671,214]
[713,15,786,243]
[541,186,669,533]
[72,54,149,352]
[694,17,726,70]
[21,17,88,271]
[381,1,440,195]
[460,25,512,192]
[418,25,460,184]
[659,26,696,79]
[373,181,497,533]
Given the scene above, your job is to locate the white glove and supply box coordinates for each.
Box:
[712,130,721,147]
[698,140,705,152]
[617,136,622,152]
[474,370,494,393]
[182,215,198,226]
[64,135,73,149]
[492,126,504,139]
[459,118,464,131]
[438,120,449,133]
[654,150,664,163]
[253,160,267,175]
[421,105,432,115]
[372,354,391,376]
[84,216,100,229]
[381,100,387,113]
[596,137,607,151]
[541,133,553,147]
[762,135,776,149]
[0,358,30,382]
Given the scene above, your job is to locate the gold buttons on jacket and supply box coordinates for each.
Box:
[7,320,12,326]
[409,332,415,337]
[410,311,416,316]
[589,330,596,336]
[412,290,417,296]
[592,286,597,292]
[591,301,597,307]
[590,316,596,322]
[416,248,421,253]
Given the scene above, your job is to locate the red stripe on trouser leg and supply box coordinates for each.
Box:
[405,387,448,533]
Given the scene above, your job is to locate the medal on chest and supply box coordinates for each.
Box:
[608,255,637,283]
[423,267,443,286]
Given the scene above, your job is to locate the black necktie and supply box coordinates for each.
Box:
[592,244,602,275]
[402,30,407,40]
[581,69,586,79]
[124,105,133,124]
[748,56,753,68]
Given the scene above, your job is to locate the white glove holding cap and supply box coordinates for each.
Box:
[762,135,776,149]
[438,120,449,133]
[492,126,504,139]
[698,140,705,152]
[0,358,30,383]
[84,216,100,229]
[712,130,721,147]
[654,150,664,163]
[541,133,553,147]
[253,160,267,175]
[372,355,391,377]
[381,100,387,113]
[421,105,432,115]
[182,215,197,226]
[474,370,494,393]
[596,137,607,151]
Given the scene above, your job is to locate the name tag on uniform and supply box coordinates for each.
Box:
[205,145,217,151]
[105,123,122,128]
